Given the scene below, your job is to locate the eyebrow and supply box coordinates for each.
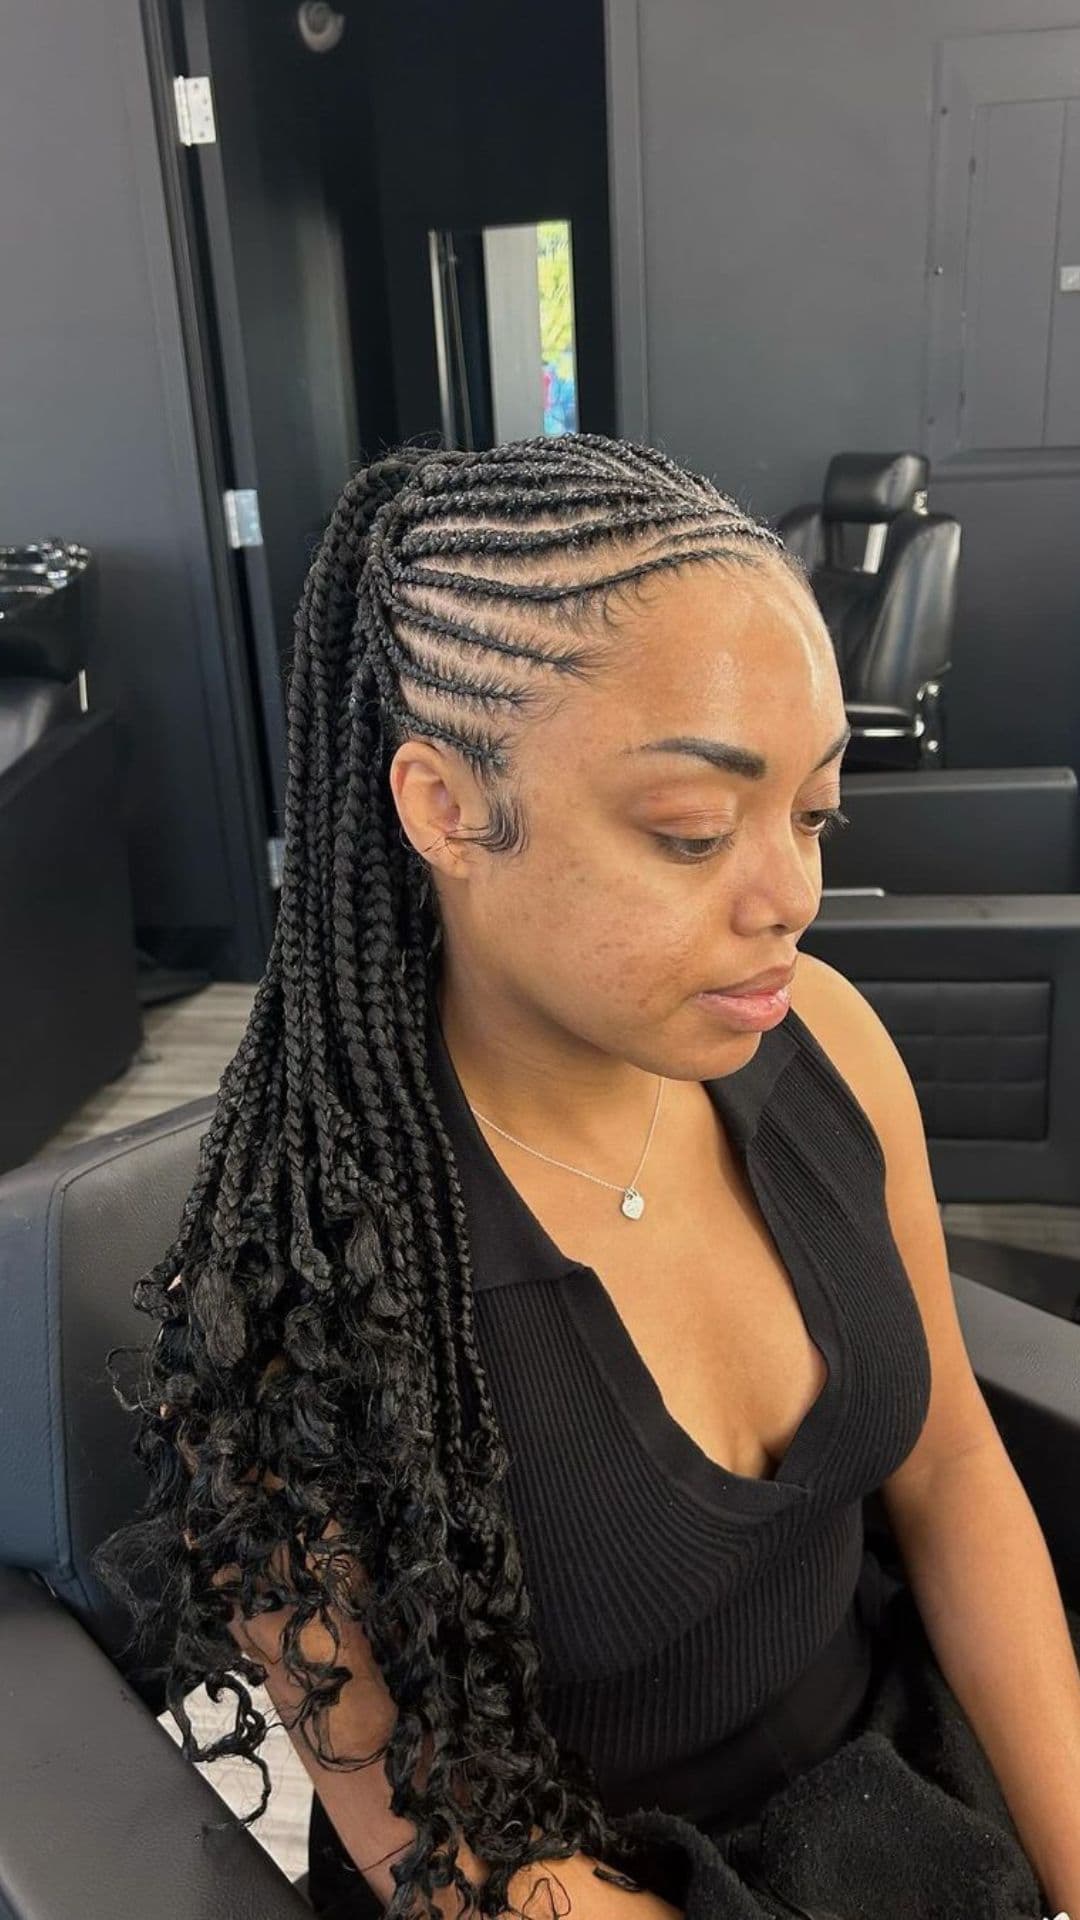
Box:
[619,722,852,780]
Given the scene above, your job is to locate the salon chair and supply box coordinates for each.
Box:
[778,453,961,773]
[810,762,1080,1316]
[823,766,1079,898]
[0,539,142,1173]
[811,885,1080,1322]
[1,1097,1079,1918]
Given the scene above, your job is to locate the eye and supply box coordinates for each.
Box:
[653,831,735,863]
[654,807,849,864]
[806,805,850,839]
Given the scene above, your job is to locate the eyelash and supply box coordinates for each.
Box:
[655,807,850,864]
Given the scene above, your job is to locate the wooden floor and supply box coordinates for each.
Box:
[27,982,1080,1893]
[43,982,261,1145]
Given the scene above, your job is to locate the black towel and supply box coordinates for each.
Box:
[601,1579,1080,1919]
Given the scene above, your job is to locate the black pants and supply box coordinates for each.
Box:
[307,1551,897,1917]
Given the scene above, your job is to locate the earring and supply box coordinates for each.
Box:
[400,826,449,857]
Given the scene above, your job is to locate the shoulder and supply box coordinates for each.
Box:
[787,953,1002,1497]
[787,952,923,1176]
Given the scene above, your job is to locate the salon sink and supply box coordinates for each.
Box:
[0,583,72,621]
[0,540,93,681]
[0,538,83,573]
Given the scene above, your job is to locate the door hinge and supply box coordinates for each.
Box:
[223,488,264,548]
[267,837,285,891]
[174,75,217,146]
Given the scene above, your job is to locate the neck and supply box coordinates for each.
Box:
[433,964,666,1165]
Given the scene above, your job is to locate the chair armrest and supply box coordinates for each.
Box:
[806,887,1080,959]
[0,1565,311,1919]
[844,700,915,733]
[952,1274,1080,1612]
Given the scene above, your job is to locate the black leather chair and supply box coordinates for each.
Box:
[810,763,1080,1216]
[808,767,1080,1346]
[0,1100,313,1918]
[0,1101,1078,1919]
[805,889,1080,1211]
[0,540,142,1174]
[824,766,1080,898]
[778,453,961,774]
[813,763,1080,1320]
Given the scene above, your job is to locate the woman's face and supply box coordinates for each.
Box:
[392,557,849,1081]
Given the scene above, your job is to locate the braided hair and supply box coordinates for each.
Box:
[94,432,790,1918]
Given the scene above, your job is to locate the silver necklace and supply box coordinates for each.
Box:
[467,1074,665,1220]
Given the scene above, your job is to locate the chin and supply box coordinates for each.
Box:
[660,1021,761,1083]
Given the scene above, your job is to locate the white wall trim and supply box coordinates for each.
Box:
[604,0,650,443]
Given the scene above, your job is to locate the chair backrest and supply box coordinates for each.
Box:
[838,510,960,707]
[779,451,928,573]
[804,891,1080,1207]
[0,1096,214,1712]
[822,766,1080,896]
[778,451,960,712]
[814,770,1080,1202]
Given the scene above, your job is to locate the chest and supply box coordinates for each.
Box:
[490,1098,829,1485]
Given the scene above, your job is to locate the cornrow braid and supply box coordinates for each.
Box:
[94,432,791,1919]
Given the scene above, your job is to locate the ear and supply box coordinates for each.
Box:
[388,741,472,877]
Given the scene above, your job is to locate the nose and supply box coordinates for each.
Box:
[731,822,822,937]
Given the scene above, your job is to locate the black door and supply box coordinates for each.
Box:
[164,0,613,836]
[172,0,385,835]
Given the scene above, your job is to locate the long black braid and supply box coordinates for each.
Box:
[93,432,789,1918]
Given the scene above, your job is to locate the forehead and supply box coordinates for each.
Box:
[555,560,842,770]
[612,555,825,666]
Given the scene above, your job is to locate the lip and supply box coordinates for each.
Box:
[696,982,793,1031]
[707,964,796,996]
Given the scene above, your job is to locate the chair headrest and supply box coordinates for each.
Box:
[823,452,929,524]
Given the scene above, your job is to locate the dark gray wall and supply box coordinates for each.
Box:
[0,0,271,976]
[607,0,1080,772]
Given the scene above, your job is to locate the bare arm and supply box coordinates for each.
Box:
[885,1439,1080,1918]
[167,1386,681,1918]
[242,1594,682,1919]
[807,961,1080,1913]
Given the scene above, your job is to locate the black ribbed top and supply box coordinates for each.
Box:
[309,1001,932,1902]
[425,997,931,1812]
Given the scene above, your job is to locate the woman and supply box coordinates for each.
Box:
[95,433,1078,1919]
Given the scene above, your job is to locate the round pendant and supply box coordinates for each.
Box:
[621,1187,645,1220]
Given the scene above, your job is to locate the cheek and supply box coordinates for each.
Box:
[564,850,706,990]
[479,825,706,988]
[494,842,635,977]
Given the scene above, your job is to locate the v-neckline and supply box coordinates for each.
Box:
[426,997,846,1509]
[557,1037,845,1514]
